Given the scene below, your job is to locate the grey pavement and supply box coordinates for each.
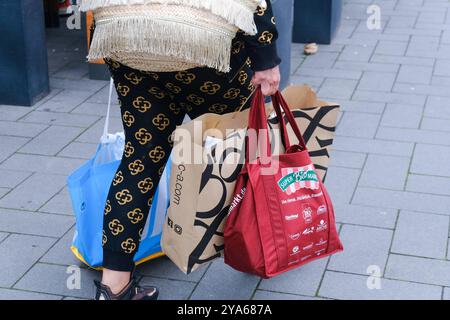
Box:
[1,0,450,300]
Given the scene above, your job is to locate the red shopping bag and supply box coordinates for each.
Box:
[224,89,343,278]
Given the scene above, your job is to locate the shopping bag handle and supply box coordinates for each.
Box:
[246,87,307,163]
[101,77,114,143]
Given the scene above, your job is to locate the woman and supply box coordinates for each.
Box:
[94,2,281,300]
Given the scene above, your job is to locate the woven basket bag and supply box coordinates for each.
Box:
[80,0,264,72]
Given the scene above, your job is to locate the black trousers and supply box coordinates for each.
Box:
[102,58,254,271]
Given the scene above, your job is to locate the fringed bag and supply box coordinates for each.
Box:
[80,0,265,72]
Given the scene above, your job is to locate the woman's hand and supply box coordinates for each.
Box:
[251,65,281,96]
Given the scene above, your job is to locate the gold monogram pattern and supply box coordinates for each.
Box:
[124,142,135,158]
[238,70,248,86]
[135,128,152,145]
[122,111,135,127]
[132,96,151,113]
[209,103,228,113]
[137,177,154,194]
[175,71,196,84]
[232,41,245,54]
[109,219,125,236]
[169,102,181,115]
[257,6,266,16]
[148,87,166,99]
[104,200,112,216]
[258,31,274,44]
[125,72,144,85]
[165,82,181,94]
[117,83,130,97]
[127,208,145,224]
[128,159,145,176]
[121,238,137,254]
[149,146,165,163]
[112,171,124,186]
[224,88,241,99]
[200,81,221,95]
[187,94,205,106]
[102,230,108,245]
[115,189,133,206]
[152,113,170,131]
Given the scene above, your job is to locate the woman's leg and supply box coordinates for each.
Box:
[101,60,184,296]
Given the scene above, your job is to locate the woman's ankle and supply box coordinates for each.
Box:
[101,268,132,294]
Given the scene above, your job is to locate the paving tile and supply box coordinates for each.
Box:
[376,127,450,146]
[444,287,450,300]
[424,96,450,119]
[140,276,196,300]
[328,150,366,169]
[14,263,100,299]
[392,211,449,259]
[357,72,396,92]
[333,204,397,229]
[0,234,55,287]
[434,60,450,77]
[70,101,121,118]
[295,67,362,80]
[0,154,85,175]
[0,105,33,121]
[84,84,119,105]
[0,169,31,189]
[0,208,74,237]
[50,77,107,92]
[137,256,208,283]
[57,142,98,159]
[406,174,450,196]
[0,121,47,138]
[411,144,450,177]
[359,154,410,190]
[252,290,325,300]
[52,61,89,80]
[334,61,399,73]
[19,125,84,156]
[385,254,450,286]
[259,258,328,296]
[0,288,61,300]
[352,90,427,106]
[336,112,381,138]
[0,136,30,163]
[340,45,376,62]
[0,173,66,211]
[371,54,435,67]
[301,52,339,69]
[75,116,124,143]
[19,110,100,128]
[318,78,358,100]
[39,192,74,216]
[338,100,386,114]
[353,186,450,215]
[420,117,450,132]
[0,232,9,243]
[332,136,414,157]
[190,260,260,300]
[393,82,450,98]
[319,271,442,300]
[381,103,424,128]
[328,225,392,275]
[324,166,361,204]
[386,16,417,29]
[397,65,433,84]
[40,227,82,266]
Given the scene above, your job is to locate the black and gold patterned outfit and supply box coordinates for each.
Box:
[102,3,281,271]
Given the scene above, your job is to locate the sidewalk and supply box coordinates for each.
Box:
[1,0,450,300]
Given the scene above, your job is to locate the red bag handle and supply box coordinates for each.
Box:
[246,88,307,163]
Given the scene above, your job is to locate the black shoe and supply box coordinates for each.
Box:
[94,278,159,300]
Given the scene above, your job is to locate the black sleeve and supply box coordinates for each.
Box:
[243,1,282,72]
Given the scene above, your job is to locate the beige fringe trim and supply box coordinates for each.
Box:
[88,16,235,72]
[80,0,259,34]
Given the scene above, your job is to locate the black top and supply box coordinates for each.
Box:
[228,1,282,80]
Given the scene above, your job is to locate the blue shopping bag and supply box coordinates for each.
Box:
[67,79,170,269]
